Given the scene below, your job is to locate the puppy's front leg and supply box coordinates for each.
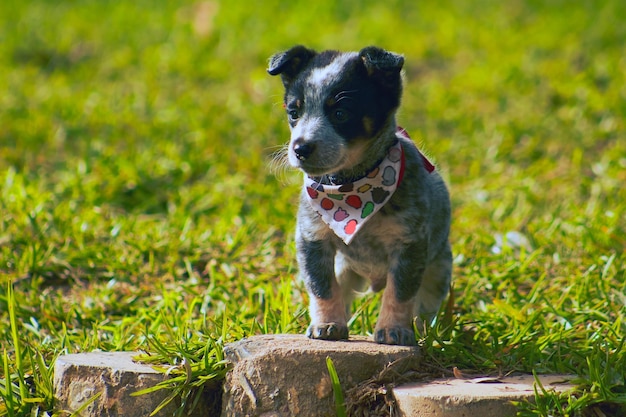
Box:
[375,243,427,346]
[297,239,349,340]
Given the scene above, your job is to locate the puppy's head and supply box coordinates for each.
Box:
[268,46,404,178]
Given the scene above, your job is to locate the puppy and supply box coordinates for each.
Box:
[268,46,452,346]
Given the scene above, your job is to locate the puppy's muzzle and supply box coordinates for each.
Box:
[293,138,316,161]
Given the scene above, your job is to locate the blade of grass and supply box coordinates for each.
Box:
[326,356,346,417]
[2,349,17,417]
[68,392,102,417]
[7,282,27,402]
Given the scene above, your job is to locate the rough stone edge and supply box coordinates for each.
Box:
[53,352,216,416]
[53,340,578,417]
[392,374,577,417]
[221,334,421,417]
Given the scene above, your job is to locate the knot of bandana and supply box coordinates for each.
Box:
[304,127,435,244]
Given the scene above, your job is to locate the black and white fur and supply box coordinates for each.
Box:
[268,46,452,346]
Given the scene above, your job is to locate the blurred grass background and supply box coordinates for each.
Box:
[1,0,625,415]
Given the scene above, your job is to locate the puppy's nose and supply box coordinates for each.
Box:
[293,138,316,161]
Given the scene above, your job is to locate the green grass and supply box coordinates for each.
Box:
[1,0,625,415]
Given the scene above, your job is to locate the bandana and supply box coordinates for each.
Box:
[304,127,435,244]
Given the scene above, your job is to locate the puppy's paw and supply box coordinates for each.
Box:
[306,323,349,340]
[374,327,416,346]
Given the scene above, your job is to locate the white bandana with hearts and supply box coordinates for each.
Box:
[304,140,406,245]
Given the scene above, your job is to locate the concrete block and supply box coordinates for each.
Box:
[221,334,420,417]
[393,374,576,417]
[54,352,200,416]
[53,340,576,417]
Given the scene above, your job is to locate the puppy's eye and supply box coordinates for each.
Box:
[288,109,299,120]
[333,109,350,122]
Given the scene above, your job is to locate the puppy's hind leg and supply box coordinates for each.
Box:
[335,253,368,318]
[414,242,452,332]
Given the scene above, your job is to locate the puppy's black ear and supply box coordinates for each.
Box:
[359,46,404,85]
[268,45,317,88]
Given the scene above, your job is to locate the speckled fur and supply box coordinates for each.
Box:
[268,46,452,346]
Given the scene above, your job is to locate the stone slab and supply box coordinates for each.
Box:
[393,374,576,417]
[221,334,420,417]
[53,341,577,417]
[54,352,197,416]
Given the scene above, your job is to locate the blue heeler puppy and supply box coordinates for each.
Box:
[268,46,452,346]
